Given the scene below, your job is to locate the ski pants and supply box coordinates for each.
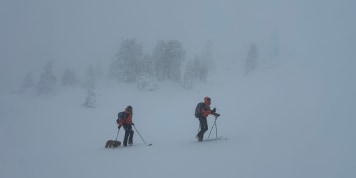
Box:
[123,124,134,146]
[197,117,208,140]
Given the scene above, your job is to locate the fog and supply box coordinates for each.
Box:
[1,0,354,92]
[0,1,355,177]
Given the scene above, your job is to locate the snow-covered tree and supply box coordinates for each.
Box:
[61,68,79,86]
[109,38,143,82]
[137,54,159,91]
[82,65,97,108]
[201,41,214,70]
[182,55,209,89]
[137,75,159,91]
[153,40,185,82]
[20,72,34,92]
[36,61,57,94]
[196,56,209,81]
[139,54,155,77]
[182,68,194,89]
[245,43,259,75]
[83,65,95,90]
[82,89,96,108]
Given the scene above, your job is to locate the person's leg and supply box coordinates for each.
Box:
[128,128,134,145]
[123,126,130,146]
[197,118,208,141]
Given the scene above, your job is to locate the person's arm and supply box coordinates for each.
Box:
[201,106,213,117]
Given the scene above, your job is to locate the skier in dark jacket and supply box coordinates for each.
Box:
[196,97,220,141]
[117,105,134,146]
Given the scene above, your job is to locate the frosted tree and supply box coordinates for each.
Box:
[152,40,166,81]
[61,68,79,86]
[20,72,34,92]
[36,61,57,94]
[153,40,185,82]
[201,41,214,70]
[196,56,209,81]
[81,65,97,108]
[182,55,209,89]
[182,60,195,89]
[245,43,259,75]
[137,54,158,91]
[139,54,156,77]
[183,41,213,86]
[109,38,143,82]
[82,88,96,108]
[83,65,95,90]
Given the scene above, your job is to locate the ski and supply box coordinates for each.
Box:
[203,136,227,142]
[128,143,152,147]
[117,143,152,148]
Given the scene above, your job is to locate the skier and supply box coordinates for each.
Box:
[117,105,134,146]
[195,96,220,141]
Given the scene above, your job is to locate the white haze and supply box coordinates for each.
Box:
[1,0,355,91]
[0,0,355,178]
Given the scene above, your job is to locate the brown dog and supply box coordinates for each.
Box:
[105,140,121,148]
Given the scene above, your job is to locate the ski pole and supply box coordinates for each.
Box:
[115,128,120,141]
[132,125,152,146]
[214,116,218,139]
[208,115,218,139]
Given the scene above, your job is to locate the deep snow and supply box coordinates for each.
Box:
[1,57,355,178]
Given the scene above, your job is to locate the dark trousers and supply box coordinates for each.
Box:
[123,125,134,146]
[197,117,208,141]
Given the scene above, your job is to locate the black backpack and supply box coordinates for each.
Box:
[194,102,205,118]
[116,112,126,124]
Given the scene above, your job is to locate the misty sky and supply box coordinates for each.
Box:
[1,0,355,92]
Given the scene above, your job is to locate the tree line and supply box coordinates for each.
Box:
[108,38,212,90]
[18,38,263,107]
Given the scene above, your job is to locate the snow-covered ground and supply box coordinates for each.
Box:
[1,57,354,178]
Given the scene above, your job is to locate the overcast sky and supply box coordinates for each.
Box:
[1,0,355,92]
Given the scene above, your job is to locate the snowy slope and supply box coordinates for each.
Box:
[0,58,355,178]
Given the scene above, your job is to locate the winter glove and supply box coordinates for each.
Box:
[214,113,220,117]
[131,123,135,126]
[211,108,216,113]
[118,125,122,129]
